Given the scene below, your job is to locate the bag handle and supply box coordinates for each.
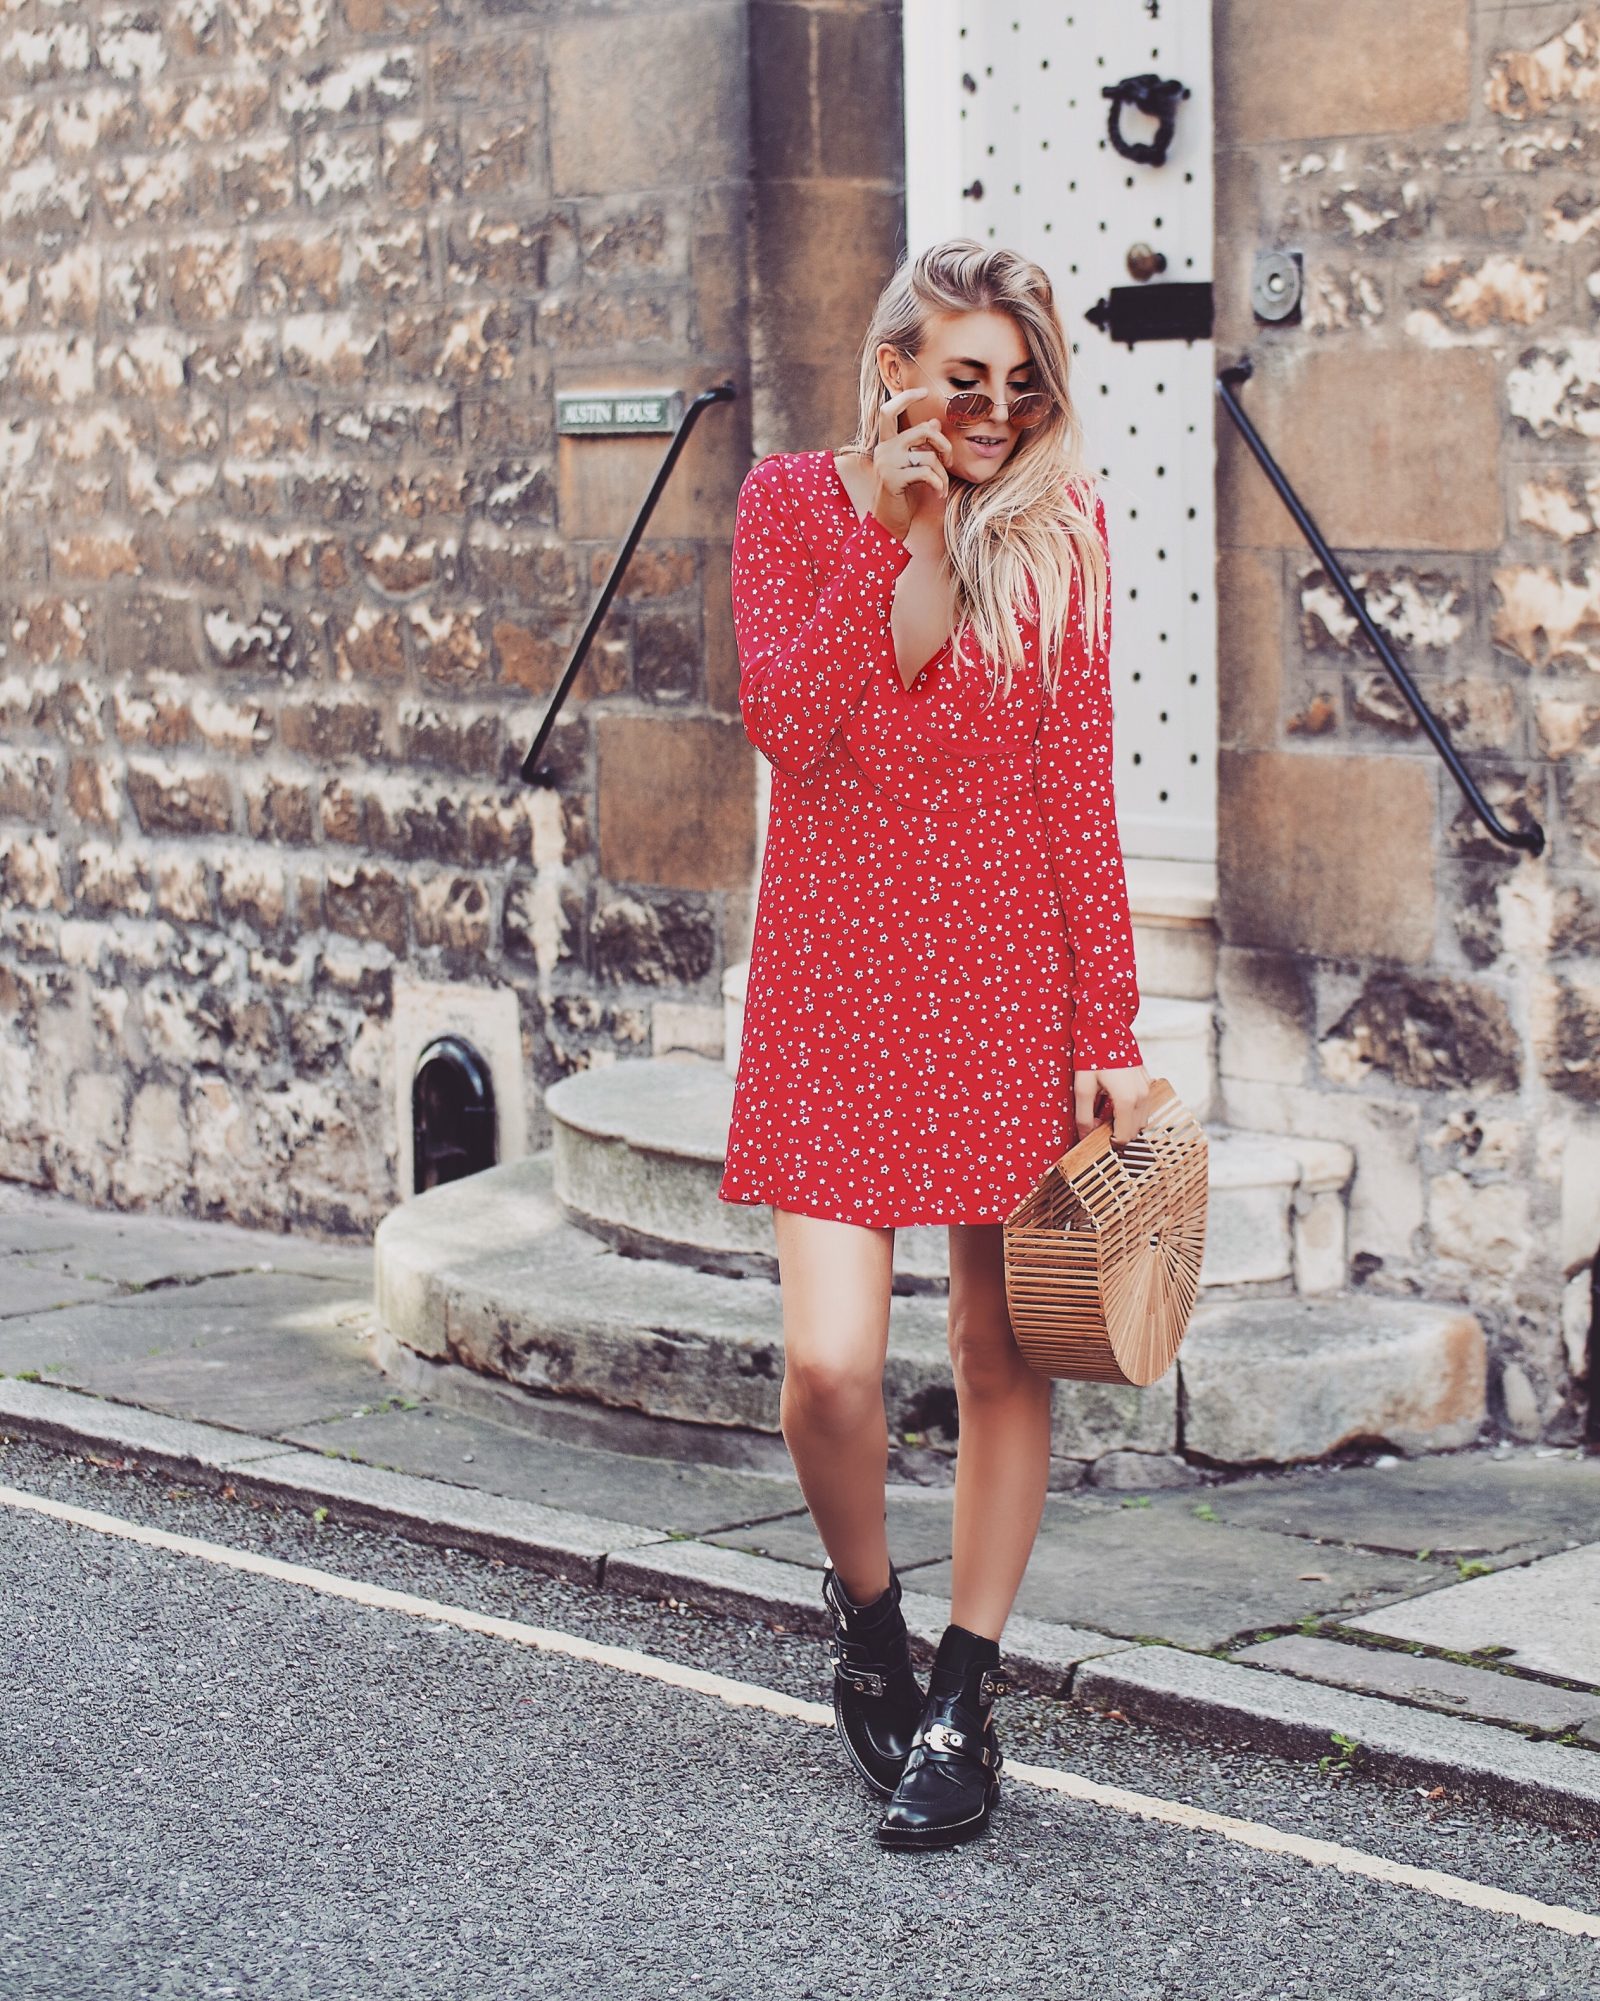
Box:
[1049,1076,1181,1184]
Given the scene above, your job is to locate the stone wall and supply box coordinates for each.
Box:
[1212,0,1600,1442]
[0,0,900,1234]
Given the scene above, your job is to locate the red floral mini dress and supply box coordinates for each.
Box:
[716,447,1142,1228]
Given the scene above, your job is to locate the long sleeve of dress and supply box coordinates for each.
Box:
[1030,488,1144,1072]
[730,455,911,778]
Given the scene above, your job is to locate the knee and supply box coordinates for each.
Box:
[780,1346,883,1439]
[948,1314,1031,1403]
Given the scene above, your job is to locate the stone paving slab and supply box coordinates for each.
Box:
[283,1403,808,1540]
[0,1181,374,1289]
[601,1537,1138,1692]
[1163,1450,1600,1558]
[1342,1545,1600,1690]
[704,1487,956,1572]
[0,1378,294,1476]
[234,1449,665,1585]
[0,1267,122,1317]
[0,1276,383,1434]
[909,1500,1433,1651]
[1231,1633,1600,1734]
[1075,1645,1600,1835]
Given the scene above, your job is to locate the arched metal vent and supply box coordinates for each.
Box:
[412,1035,497,1192]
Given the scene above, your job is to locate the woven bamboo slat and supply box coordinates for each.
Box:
[1002,1077,1209,1386]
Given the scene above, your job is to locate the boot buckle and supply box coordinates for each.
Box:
[979,1666,1012,1702]
[826,1638,886,1696]
[921,1719,997,1767]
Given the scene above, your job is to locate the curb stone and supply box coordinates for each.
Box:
[4,1376,1599,1833]
[1076,1646,1600,1836]
[0,1378,665,1585]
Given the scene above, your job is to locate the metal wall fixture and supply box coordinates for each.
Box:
[519,380,737,785]
[1251,248,1303,325]
[412,1034,497,1192]
[1102,71,1189,167]
[1217,356,1545,858]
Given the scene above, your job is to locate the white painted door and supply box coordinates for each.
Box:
[905,1,1217,867]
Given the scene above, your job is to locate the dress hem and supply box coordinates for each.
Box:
[717,1187,1025,1230]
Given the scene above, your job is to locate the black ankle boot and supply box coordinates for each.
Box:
[820,1560,926,1799]
[874,1621,1012,1850]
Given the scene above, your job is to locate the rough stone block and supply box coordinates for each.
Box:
[1217,947,1313,1087]
[1180,1295,1486,1466]
[1217,546,1284,754]
[1216,0,1470,142]
[555,395,744,543]
[1218,348,1502,553]
[597,714,755,891]
[1050,1372,1178,1461]
[751,178,901,367]
[548,7,744,198]
[1219,748,1437,963]
[1201,1130,1298,1286]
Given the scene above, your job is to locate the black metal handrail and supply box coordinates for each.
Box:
[519,380,738,784]
[1216,357,1545,858]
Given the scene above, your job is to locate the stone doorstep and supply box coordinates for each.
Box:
[539,1051,1351,1292]
[3,1375,1597,1834]
[376,1150,1484,1467]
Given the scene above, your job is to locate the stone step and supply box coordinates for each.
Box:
[544,1053,1351,1295]
[1131,993,1217,1122]
[371,1150,1487,1470]
[1125,855,1218,1003]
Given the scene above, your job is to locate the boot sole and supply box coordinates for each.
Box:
[873,1777,1001,1851]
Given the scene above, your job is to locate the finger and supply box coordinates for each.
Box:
[878,386,930,445]
[1073,1075,1099,1133]
[900,418,956,459]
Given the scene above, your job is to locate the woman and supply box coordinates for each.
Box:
[717,238,1153,1850]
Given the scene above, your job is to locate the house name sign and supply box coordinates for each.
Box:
[556,389,685,435]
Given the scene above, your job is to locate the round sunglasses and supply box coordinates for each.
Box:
[894,349,1055,431]
[941,383,1053,430]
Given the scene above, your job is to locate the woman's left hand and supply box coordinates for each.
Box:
[1073,1063,1153,1145]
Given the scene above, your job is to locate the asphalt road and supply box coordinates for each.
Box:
[0,1435,1596,2001]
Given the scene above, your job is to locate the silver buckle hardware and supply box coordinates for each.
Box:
[825,1640,886,1696]
[839,1664,886,1695]
[922,1719,997,1766]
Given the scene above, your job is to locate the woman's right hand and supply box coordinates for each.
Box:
[869,387,953,541]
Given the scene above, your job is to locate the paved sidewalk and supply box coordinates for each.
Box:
[2,1179,1599,1833]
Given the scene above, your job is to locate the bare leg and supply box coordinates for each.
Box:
[945,1220,1053,1641]
[771,1206,896,1605]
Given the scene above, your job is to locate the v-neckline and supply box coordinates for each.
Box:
[825,451,955,685]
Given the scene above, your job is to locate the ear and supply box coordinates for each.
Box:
[875,343,905,396]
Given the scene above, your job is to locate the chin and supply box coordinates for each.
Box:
[959,454,1012,481]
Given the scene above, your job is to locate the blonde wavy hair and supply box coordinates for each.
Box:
[834,236,1107,706]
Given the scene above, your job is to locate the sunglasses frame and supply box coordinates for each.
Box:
[891,347,1056,431]
[941,386,1053,431]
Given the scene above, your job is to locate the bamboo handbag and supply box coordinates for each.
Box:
[1002,1077,1209,1385]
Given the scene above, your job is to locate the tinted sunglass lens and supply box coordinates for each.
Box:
[945,392,991,422]
[1009,394,1051,429]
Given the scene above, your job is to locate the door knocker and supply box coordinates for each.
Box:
[1101,73,1189,168]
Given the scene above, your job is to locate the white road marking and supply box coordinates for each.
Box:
[3,1479,1598,1942]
